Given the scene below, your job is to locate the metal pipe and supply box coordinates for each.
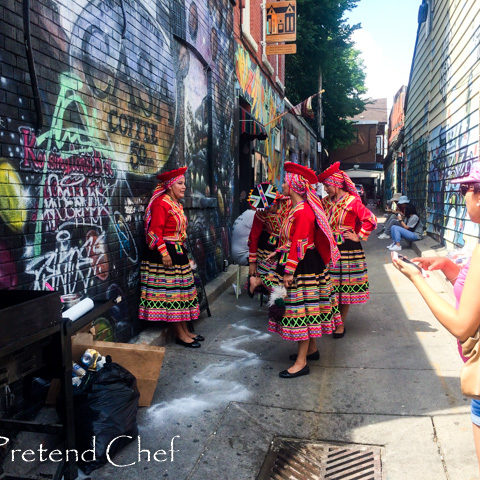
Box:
[22,0,43,133]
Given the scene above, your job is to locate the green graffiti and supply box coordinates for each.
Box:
[33,72,116,255]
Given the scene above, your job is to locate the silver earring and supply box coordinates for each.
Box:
[477,201,480,207]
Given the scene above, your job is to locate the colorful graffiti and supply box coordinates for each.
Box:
[235,44,283,186]
[0,0,234,340]
[426,110,479,246]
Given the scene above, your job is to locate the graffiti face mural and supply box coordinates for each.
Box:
[0,0,235,339]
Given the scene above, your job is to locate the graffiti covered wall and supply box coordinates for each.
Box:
[0,0,234,339]
[283,111,317,169]
[403,0,480,248]
[234,44,283,186]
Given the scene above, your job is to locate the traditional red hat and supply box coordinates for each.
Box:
[284,162,318,184]
[156,166,187,182]
[317,162,340,183]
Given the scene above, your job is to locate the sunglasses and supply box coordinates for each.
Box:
[460,183,480,195]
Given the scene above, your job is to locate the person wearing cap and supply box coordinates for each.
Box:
[247,182,292,296]
[377,193,404,239]
[318,162,377,338]
[139,166,203,348]
[392,162,480,471]
[387,196,424,251]
[250,162,341,378]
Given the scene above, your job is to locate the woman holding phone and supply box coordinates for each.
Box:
[392,162,480,473]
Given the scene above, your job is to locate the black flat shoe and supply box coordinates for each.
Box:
[289,350,320,361]
[194,335,205,342]
[175,338,201,348]
[279,365,310,378]
[332,327,346,339]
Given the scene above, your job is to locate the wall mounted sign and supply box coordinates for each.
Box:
[266,1,296,43]
[266,43,296,55]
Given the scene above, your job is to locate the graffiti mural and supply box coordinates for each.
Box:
[426,110,479,246]
[235,44,283,186]
[0,0,234,339]
[406,137,428,221]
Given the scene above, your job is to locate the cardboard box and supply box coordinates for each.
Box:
[72,333,165,407]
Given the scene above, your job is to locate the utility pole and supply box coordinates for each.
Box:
[317,68,324,170]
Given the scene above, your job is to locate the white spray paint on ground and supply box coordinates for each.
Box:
[145,321,269,425]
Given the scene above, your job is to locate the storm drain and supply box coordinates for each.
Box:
[257,437,384,480]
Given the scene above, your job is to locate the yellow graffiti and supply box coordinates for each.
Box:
[0,160,27,233]
[235,44,282,124]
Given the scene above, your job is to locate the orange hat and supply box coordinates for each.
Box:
[284,162,318,184]
[156,166,187,182]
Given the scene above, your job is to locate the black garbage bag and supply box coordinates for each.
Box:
[73,359,140,474]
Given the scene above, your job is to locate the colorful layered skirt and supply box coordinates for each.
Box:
[264,248,341,341]
[255,230,280,276]
[329,239,369,304]
[139,243,200,322]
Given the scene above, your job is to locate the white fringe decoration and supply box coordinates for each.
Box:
[267,284,287,307]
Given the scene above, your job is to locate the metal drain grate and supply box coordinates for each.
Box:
[257,438,384,480]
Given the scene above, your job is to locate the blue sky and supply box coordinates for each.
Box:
[346,0,421,110]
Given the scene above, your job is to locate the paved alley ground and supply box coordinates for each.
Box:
[86,210,476,480]
[10,210,476,480]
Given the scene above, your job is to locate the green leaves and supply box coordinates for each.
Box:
[285,0,367,150]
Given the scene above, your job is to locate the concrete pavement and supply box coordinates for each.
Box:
[7,210,475,479]
[87,209,477,480]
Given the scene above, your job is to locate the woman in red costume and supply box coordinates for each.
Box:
[247,182,291,291]
[318,162,377,338]
[139,166,203,348]
[250,162,341,378]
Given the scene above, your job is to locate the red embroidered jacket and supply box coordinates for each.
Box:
[322,194,377,242]
[276,201,332,275]
[248,199,291,263]
[146,194,187,256]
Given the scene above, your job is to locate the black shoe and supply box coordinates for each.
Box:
[279,365,310,378]
[332,327,346,339]
[175,338,201,348]
[194,335,205,342]
[289,350,320,361]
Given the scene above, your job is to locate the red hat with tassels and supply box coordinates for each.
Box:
[317,162,340,183]
[284,162,318,184]
[156,166,187,182]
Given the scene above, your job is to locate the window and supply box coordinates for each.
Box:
[274,128,281,151]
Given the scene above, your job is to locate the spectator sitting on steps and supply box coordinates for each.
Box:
[386,198,424,251]
[378,193,405,239]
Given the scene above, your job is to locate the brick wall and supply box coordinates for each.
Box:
[0,0,235,340]
[233,0,285,87]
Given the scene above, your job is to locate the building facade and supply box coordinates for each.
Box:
[403,0,480,248]
[233,0,317,195]
[384,86,407,203]
[329,98,387,200]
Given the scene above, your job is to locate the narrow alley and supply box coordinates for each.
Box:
[85,212,476,480]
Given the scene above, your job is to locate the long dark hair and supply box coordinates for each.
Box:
[404,202,417,217]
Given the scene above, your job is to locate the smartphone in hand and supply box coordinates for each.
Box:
[391,252,429,277]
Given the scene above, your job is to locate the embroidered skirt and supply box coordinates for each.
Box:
[329,239,369,304]
[139,243,200,322]
[264,248,341,342]
[255,230,280,276]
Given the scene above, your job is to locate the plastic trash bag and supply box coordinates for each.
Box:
[73,358,140,474]
[231,209,255,265]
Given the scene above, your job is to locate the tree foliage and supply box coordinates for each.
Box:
[285,0,367,150]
